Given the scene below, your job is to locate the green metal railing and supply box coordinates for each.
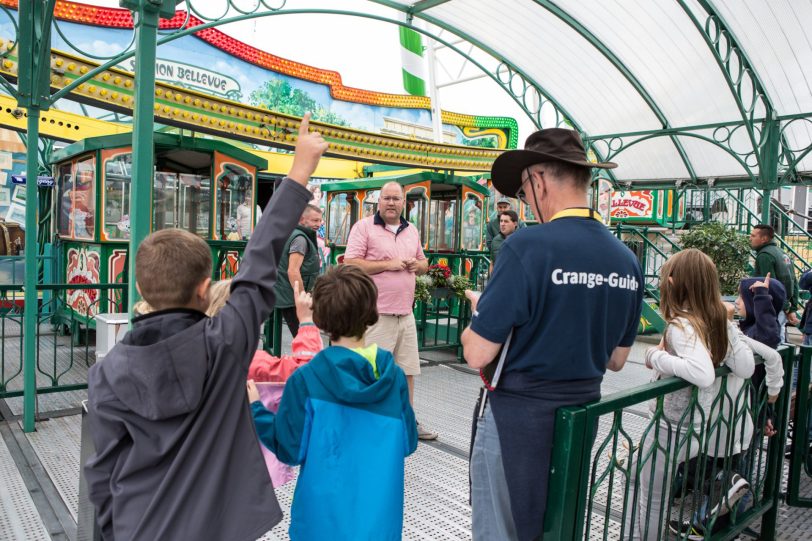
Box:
[0,283,127,401]
[414,293,471,360]
[787,346,812,507]
[545,347,794,540]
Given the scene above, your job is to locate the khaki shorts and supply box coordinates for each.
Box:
[365,313,421,376]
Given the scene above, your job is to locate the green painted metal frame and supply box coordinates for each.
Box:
[787,346,812,507]
[17,0,56,432]
[545,347,795,540]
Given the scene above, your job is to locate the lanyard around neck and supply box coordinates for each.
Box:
[548,207,602,223]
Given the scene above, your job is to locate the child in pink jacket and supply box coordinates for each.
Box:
[209,279,324,486]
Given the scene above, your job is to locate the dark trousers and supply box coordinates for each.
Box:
[280,307,299,337]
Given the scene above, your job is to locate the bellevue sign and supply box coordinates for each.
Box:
[119,58,241,99]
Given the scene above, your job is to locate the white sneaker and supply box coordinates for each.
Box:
[709,473,750,517]
[417,422,438,441]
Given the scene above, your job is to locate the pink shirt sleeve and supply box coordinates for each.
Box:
[344,219,369,260]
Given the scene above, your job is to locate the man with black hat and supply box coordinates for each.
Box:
[461,128,644,540]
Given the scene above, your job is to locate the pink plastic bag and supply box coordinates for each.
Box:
[255,382,296,487]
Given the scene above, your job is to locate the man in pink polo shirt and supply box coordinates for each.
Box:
[344,181,438,440]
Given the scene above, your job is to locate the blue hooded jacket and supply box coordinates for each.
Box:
[738,277,786,349]
[250,345,417,541]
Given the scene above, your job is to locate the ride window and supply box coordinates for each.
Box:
[152,171,178,233]
[62,157,96,240]
[461,194,484,250]
[179,174,210,238]
[215,164,252,240]
[405,187,428,245]
[328,192,357,245]
[103,151,132,240]
[362,190,379,219]
[428,198,457,252]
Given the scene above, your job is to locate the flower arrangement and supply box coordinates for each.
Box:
[414,263,473,303]
[427,263,452,287]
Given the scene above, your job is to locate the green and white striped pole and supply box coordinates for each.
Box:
[399,26,426,97]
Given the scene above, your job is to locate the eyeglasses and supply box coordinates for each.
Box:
[516,169,540,205]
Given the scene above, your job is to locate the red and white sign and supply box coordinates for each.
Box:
[610,191,653,219]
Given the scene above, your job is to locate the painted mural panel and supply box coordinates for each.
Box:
[0,7,516,149]
[66,245,101,317]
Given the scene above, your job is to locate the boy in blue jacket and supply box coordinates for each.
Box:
[247,264,418,541]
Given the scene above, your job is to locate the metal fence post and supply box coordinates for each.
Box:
[126,1,161,316]
[760,346,796,537]
[787,346,812,507]
[543,405,590,540]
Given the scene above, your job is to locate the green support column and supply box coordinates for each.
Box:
[761,188,771,225]
[126,1,162,315]
[18,0,55,433]
[23,108,40,432]
[759,113,780,225]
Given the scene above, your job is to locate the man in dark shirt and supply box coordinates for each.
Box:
[462,129,643,540]
[750,224,799,334]
[274,204,323,336]
[489,210,518,273]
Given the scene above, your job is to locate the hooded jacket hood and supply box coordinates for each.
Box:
[100,309,209,420]
[739,278,786,327]
[738,277,785,348]
[307,345,400,404]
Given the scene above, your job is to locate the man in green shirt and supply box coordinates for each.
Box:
[490,210,519,273]
[750,224,799,330]
[274,204,323,336]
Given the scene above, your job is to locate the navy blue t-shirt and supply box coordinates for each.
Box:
[470,216,643,381]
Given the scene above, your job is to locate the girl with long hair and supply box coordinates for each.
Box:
[626,249,754,540]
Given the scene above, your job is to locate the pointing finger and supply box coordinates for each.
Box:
[299,112,311,136]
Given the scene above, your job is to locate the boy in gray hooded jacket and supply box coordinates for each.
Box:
[84,115,327,540]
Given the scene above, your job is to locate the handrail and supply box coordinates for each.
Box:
[545,346,795,540]
[613,224,674,261]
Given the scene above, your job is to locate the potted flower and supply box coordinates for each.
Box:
[427,263,453,298]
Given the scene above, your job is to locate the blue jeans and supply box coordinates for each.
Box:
[470,402,518,541]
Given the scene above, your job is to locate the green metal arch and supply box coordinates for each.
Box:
[534,0,698,183]
[367,0,617,181]
[676,0,793,184]
[602,131,757,186]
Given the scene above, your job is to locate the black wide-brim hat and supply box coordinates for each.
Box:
[491,128,617,197]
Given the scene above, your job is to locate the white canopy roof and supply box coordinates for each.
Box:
[352,0,812,185]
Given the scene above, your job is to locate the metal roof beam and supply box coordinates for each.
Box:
[410,0,451,14]
[369,0,618,184]
[535,0,697,182]
[677,0,796,188]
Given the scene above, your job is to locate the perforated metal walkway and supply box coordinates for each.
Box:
[1,340,811,540]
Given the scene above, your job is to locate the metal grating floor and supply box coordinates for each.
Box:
[23,415,83,522]
[0,430,50,541]
[2,334,812,540]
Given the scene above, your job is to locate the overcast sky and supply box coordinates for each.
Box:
[78,0,537,144]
